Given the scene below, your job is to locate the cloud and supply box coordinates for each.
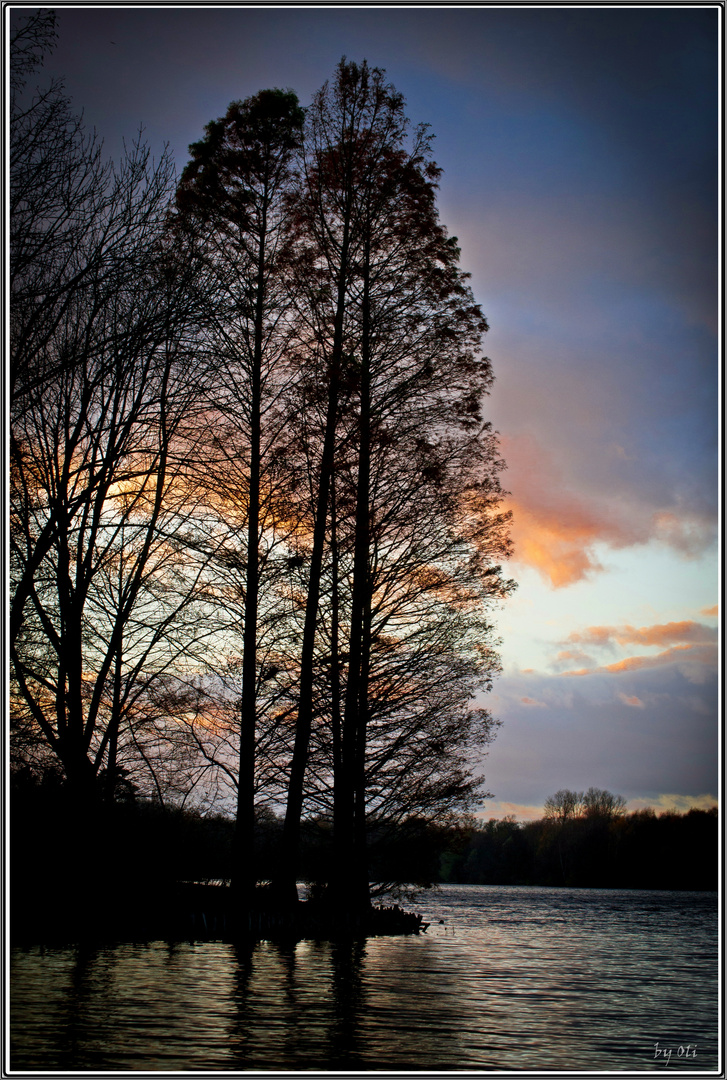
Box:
[484,657,718,810]
[520,696,547,707]
[651,512,719,558]
[562,626,616,650]
[505,496,615,587]
[701,605,718,616]
[499,434,715,588]
[499,434,633,587]
[627,793,718,815]
[555,622,719,685]
[562,642,717,682]
[565,620,717,650]
[478,801,546,823]
[501,449,639,588]
[618,693,645,708]
[506,491,715,589]
[554,648,594,667]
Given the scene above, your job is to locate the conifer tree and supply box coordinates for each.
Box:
[175,90,304,899]
[277,59,513,907]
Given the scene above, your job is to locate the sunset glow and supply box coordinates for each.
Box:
[33,4,718,821]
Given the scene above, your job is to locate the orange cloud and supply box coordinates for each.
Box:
[618,692,645,707]
[701,605,718,617]
[520,696,547,706]
[478,801,545,822]
[499,433,643,587]
[499,433,716,587]
[566,620,717,650]
[505,497,609,587]
[554,648,593,666]
[565,626,616,649]
[562,642,716,677]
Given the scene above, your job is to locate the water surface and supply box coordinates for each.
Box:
[10,885,718,1072]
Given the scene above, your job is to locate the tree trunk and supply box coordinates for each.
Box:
[106,635,122,804]
[336,237,372,912]
[234,206,267,906]
[329,478,345,864]
[353,592,373,906]
[276,212,351,906]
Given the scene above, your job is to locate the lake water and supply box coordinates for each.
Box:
[10,885,719,1073]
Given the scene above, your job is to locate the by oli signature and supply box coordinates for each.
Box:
[653,1042,698,1067]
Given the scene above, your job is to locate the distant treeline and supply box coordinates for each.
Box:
[11,771,717,905]
[440,807,718,892]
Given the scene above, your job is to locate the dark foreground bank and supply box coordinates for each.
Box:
[10,775,718,949]
[11,880,427,946]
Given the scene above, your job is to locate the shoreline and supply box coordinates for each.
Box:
[11,881,428,947]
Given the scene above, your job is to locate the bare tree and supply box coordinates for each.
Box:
[11,11,138,403]
[10,16,213,817]
[582,788,627,819]
[543,789,586,822]
[10,236,207,802]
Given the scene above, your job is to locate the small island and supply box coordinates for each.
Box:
[10,772,716,947]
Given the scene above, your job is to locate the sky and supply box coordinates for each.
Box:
[13,3,720,821]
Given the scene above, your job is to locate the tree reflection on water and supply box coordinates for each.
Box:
[10,887,718,1072]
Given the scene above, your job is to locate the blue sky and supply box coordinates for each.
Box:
[20,3,720,819]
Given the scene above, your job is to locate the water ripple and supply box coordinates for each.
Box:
[10,885,718,1072]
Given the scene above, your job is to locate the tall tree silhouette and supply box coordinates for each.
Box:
[277,59,514,908]
[175,90,304,899]
[273,60,413,904]
[11,30,514,913]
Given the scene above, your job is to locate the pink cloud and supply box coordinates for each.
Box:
[478,801,545,822]
[554,648,593,667]
[498,433,715,588]
[652,512,717,558]
[562,642,717,678]
[566,620,717,650]
[618,692,645,708]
